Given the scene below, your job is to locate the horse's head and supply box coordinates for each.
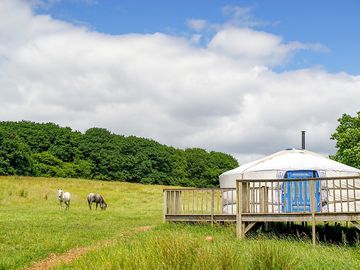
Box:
[58,189,63,199]
[101,201,107,210]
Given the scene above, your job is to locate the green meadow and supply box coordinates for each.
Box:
[0,176,163,269]
[1,176,360,270]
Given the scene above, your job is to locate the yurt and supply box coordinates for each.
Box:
[220,148,360,213]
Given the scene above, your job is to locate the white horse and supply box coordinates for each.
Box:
[58,189,71,210]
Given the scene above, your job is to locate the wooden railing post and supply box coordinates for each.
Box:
[220,191,224,214]
[175,191,181,214]
[211,189,215,226]
[310,180,316,246]
[163,190,167,223]
[242,182,249,213]
[236,180,242,238]
[260,186,269,213]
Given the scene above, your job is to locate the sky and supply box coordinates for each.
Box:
[0,0,359,164]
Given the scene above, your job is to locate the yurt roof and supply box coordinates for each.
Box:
[221,148,360,176]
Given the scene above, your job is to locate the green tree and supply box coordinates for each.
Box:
[79,128,126,180]
[0,121,239,187]
[0,121,82,162]
[185,148,209,180]
[205,151,239,186]
[331,112,360,169]
[0,129,33,175]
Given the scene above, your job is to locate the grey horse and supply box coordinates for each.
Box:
[87,193,107,210]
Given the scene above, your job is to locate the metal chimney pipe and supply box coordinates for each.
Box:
[301,131,306,149]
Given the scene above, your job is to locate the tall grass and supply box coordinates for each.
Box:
[57,224,360,270]
[249,240,298,270]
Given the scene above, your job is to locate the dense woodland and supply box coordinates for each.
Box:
[1,112,357,187]
[0,121,238,187]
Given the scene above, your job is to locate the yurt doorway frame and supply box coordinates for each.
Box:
[282,170,320,213]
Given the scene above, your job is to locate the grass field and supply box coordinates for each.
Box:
[1,176,360,270]
[0,176,163,269]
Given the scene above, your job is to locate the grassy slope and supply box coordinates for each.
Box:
[0,176,163,269]
[1,176,360,270]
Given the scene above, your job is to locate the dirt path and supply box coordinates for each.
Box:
[25,225,154,270]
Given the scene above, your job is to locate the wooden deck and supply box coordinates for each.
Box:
[163,176,360,245]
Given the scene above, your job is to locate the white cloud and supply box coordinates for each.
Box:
[208,26,329,66]
[222,5,269,27]
[0,0,359,165]
[186,19,208,32]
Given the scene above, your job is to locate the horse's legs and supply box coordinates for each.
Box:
[87,197,92,210]
[96,202,98,210]
[65,201,70,210]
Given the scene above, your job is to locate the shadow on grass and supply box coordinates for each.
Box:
[246,222,360,245]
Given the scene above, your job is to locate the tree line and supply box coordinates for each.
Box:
[0,121,238,187]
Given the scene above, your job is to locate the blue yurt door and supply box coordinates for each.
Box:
[281,170,320,212]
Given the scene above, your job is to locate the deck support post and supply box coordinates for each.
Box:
[236,180,243,238]
[310,180,316,246]
[237,181,250,238]
[260,186,269,230]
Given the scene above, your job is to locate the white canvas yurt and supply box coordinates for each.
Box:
[220,148,360,213]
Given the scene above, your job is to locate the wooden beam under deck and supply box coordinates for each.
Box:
[165,214,236,222]
[165,212,360,222]
[165,212,360,223]
[242,212,360,222]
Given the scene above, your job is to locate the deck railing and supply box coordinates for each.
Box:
[163,188,236,223]
[236,176,360,243]
[236,176,360,215]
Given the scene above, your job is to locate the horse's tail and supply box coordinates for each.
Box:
[87,193,93,210]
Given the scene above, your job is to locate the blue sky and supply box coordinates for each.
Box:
[35,0,360,74]
[1,0,359,163]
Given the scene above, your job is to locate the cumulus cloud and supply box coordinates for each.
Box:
[208,27,329,66]
[0,0,359,164]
